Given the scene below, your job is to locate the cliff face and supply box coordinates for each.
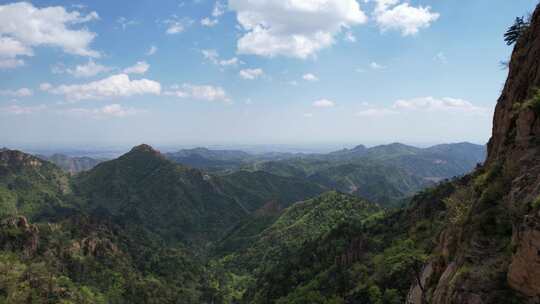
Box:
[409,4,540,304]
[490,5,540,301]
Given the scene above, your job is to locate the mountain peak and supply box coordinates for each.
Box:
[129,144,160,155]
[0,148,43,169]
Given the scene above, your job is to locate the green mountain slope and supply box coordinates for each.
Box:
[73,144,249,246]
[213,192,383,302]
[0,149,71,219]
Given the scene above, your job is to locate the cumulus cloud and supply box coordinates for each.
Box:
[355,96,490,118]
[123,61,150,74]
[229,0,367,58]
[201,49,241,67]
[201,1,226,27]
[373,0,439,36]
[239,68,264,80]
[63,104,143,118]
[44,74,161,101]
[167,22,184,34]
[0,88,33,97]
[163,16,192,34]
[201,18,219,27]
[392,97,489,114]
[303,73,319,81]
[212,1,226,17]
[54,60,112,78]
[0,2,100,67]
[164,84,230,103]
[313,99,335,108]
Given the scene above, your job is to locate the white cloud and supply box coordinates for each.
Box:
[167,23,184,34]
[373,0,439,36]
[356,108,398,117]
[0,36,33,59]
[219,57,240,66]
[229,0,367,58]
[146,45,158,56]
[123,61,150,74]
[392,97,489,114]
[0,88,33,97]
[354,96,490,118]
[0,58,25,69]
[201,1,226,27]
[212,1,226,17]
[0,104,46,115]
[303,113,314,118]
[370,62,385,70]
[313,99,335,108]
[303,73,319,81]
[239,68,264,80]
[201,49,240,67]
[0,2,100,64]
[61,60,112,78]
[117,17,138,30]
[164,84,230,103]
[44,74,161,101]
[63,104,143,118]
[163,17,192,34]
[201,17,219,27]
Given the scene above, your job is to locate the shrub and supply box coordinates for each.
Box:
[522,89,540,115]
[530,195,540,210]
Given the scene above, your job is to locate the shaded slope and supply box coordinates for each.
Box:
[73,144,249,246]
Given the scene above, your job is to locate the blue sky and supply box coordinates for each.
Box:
[0,0,537,150]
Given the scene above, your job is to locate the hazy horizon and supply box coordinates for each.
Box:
[3,140,487,159]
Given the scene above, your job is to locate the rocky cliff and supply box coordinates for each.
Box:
[408,4,540,304]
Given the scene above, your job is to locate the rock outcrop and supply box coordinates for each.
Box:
[0,216,40,257]
[408,4,540,304]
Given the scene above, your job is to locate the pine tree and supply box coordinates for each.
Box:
[504,17,529,46]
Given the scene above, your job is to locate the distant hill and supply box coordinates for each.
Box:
[37,153,103,174]
[0,149,71,219]
[162,142,485,206]
[243,142,486,205]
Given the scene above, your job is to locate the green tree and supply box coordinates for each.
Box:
[504,17,529,45]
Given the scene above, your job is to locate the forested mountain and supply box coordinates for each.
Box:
[0,149,71,219]
[164,142,485,206]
